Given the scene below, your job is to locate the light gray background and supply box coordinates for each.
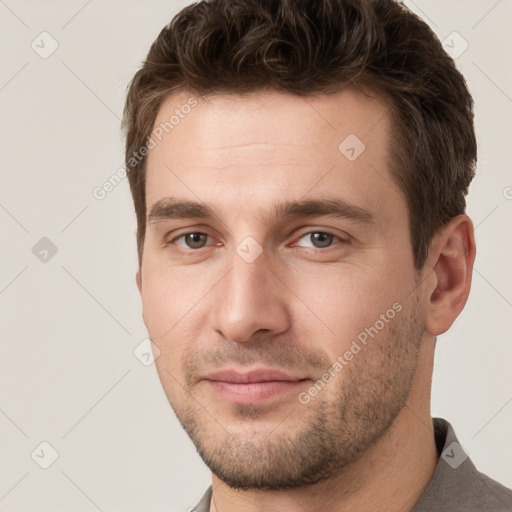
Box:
[0,1,511,511]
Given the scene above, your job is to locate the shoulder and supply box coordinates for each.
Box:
[413,418,512,511]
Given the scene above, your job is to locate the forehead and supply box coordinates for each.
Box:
[149,87,390,156]
[144,87,401,222]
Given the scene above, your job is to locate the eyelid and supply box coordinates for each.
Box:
[170,231,214,247]
[166,224,218,243]
[290,229,349,249]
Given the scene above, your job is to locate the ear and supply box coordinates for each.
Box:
[424,214,476,336]
[136,269,142,294]
[135,269,148,327]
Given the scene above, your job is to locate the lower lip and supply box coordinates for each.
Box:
[205,380,307,404]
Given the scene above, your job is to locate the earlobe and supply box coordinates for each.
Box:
[424,215,476,336]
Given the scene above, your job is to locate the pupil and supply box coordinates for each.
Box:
[312,232,332,248]
[187,233,205,248]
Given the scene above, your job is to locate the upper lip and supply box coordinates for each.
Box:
[203,368,306,383]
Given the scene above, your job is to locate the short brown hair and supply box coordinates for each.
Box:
[122,0,476,269]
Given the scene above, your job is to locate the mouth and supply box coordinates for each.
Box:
[202,368,310,404]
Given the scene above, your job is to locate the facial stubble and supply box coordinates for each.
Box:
[166,293,425,491]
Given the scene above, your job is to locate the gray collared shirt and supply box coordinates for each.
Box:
[191,417,512,511]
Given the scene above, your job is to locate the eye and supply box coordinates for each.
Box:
[172,232,211,250]
[294,231,344,249]
[169,230,346,252]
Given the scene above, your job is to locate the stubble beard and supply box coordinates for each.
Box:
[170,294,425,491]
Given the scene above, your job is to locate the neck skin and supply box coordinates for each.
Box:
[208,335,438,512]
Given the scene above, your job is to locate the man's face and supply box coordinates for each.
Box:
[139,89,427,489]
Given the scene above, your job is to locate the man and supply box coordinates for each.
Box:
[122,0,512,510]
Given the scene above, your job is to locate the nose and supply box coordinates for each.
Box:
[211,248,290,344]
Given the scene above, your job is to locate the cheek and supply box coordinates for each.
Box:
[140,258,211,339]
[293,262,412,357]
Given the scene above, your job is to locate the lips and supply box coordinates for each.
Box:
[205,368,304,383]
[202,368,309,404]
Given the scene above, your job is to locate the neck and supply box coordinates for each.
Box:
[209,337,438,512]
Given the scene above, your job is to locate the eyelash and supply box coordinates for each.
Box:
[168,230,348,253]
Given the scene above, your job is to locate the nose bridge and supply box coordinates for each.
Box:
[212,248,289,343]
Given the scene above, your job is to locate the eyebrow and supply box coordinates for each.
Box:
[147,196,374,225]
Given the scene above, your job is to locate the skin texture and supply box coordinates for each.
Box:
[137,88,476,511]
